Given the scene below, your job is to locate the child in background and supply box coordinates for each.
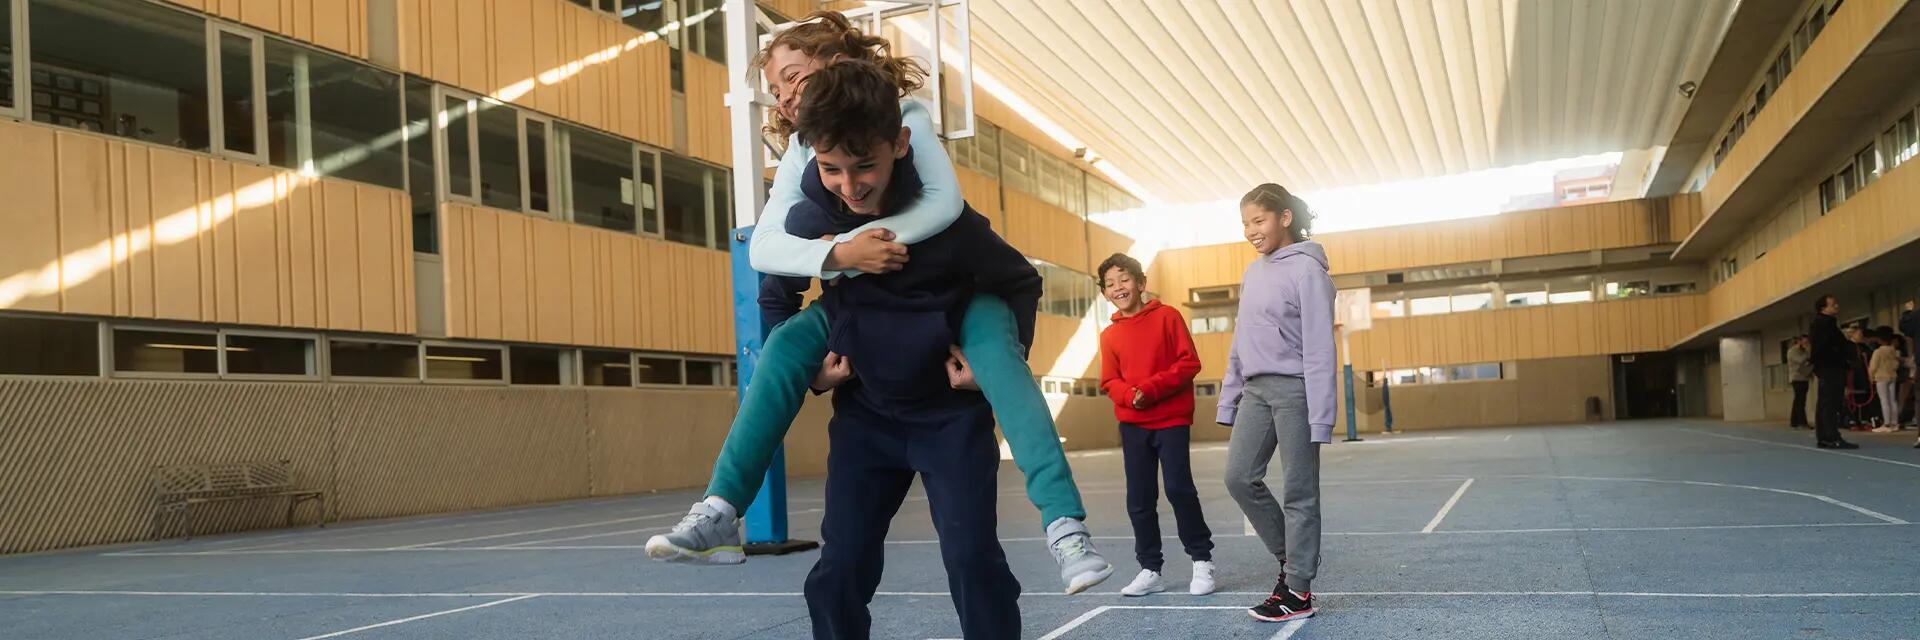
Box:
[1870,327,1899,433]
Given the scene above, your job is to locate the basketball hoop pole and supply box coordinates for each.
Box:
[1342,329,1361,442]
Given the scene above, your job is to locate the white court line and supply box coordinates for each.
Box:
[292,594,540,639]
[1037,606,1245,640]
[1422,479,1476,533]
[1492,474,1910,525]
[389,512,688,549]
[10,589,1920,599]
[1244,516,1256,536]
[494,507,825,547]
[1271,618,1310,639]
[1683,429,1920,470]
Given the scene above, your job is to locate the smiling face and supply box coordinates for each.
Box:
[1102,265,1145,315]
[762,45,829,126]
[1241,203,1293,255]
[811,127,911,215]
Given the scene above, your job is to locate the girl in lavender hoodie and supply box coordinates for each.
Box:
[1218,184,1335,623]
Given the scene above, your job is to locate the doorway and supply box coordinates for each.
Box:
[1613,352,1679,419]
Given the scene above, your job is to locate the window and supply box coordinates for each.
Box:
[474,100,522,210]
[1819,176,1839,214]
[580,349,632,386]
[561,124,640,232]
[0,315,99,376]
[1035,153,1061,205]
[973,121,999,178]
[1856,144,1879,187]
[1548,290,1593,304]
[1450,292,1492,313]
[113,328,218,375]
[1190,308,1233,334]
[263,39,405,189]
[1033,260,1096,319]
[1,0,14,114]
[1654,283,1697,295]
[509,346,568,385]
[213,29,262,159]
[29,0,210,151]
[224,333,314,377]
[404,76,437,253]
[1604,281,1650,299]
[1194,382,1219,396]
[662,154,724,248]
[1410,296,1449,316]
[328,339,419,379]
[441,94,474,198]
[425,345,504,381]
[636,354,684,385]
[687,359,724,386]
[622,0,667,33]
[1190,286,1239,304]
[525,117,552,215]
[1001,133,1032,193]
[681,0,726,64]
[1372,300,1405,318]
[1505,290,1548,308]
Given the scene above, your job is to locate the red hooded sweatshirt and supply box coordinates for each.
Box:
[1099,299,1203,429]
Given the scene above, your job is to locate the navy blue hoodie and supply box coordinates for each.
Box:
[758,148,1041,416]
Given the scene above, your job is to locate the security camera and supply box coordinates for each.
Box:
[1677,81,1698,99]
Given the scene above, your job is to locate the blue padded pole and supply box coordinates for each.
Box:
[730,227,788,545]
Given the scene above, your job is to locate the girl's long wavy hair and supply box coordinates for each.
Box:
[751,10,927,140]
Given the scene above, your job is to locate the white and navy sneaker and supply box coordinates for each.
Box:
[645,502,745,564]
[1248,576,1314,622]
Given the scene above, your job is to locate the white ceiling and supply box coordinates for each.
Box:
[960,0,1739,203]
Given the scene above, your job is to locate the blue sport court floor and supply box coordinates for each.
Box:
[4,419,1919,639]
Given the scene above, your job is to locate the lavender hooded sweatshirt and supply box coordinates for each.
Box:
[1216,240,1337,443]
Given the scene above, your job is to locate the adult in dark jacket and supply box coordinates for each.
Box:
[1808,294,1858,449]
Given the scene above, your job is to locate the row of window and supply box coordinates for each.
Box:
[0,0,739,257]
[1033,259,1103,320]
[0,314,734,388]
[943,118,1144,219]
[1708,0,1845,174]
[1368,363,1504,387]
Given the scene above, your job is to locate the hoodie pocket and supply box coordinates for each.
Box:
[1235,318,1297,373]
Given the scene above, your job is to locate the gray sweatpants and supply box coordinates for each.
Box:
[1223,374,1322,593]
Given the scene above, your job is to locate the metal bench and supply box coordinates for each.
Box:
[150,460,326,540]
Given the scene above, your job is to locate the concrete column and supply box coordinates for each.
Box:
[1719,335,1767,422]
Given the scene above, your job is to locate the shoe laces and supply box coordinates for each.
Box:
[673,510,714,531]
[1053,533,1088,560]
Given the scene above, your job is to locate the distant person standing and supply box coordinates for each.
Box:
[1870,327,1900,433]
[1809,295,1858,449]
[1787,335,1813,429]
[1901,300,1918,437]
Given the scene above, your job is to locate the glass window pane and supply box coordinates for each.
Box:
[639,150,660,234]
[581,349,631,386]
[711,167,731,250]
[566,125,638,232]
[1451,293,1492,312]
[622,0,666,32]
[687,360,721,386]
[328,340,419,378]
[443,95,472,197]
[225,334,313,376]
[662,155,713,247]
[1475,363,1502,380]
[404,77,436,252]
[29,0,210,151]
[425,345,503,381]
[475,101,521,210]
[1410,296,1449,316]
[218,32,255,154]
[636,355,684,384]
[113,329,217,374]
[1372,300,1405,318]
[1549,290,1593,304]
[0,315,98,375]
[299,45,404,189]
[690,0,725,63]
[510,346,564,385]
[1505,290,1548,307]
[526,120,549,213]
[1,0,12,111]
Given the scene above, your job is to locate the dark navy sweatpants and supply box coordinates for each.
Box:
[804,400,1021,640]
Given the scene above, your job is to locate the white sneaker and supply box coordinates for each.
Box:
[1120,569,1165,597]
[1190,560,1217,596]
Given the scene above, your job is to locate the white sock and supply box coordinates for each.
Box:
[703,496,737,520]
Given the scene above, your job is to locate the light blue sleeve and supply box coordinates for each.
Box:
[828,100,964,246]
[747,135,841,279]
[747,100,965,279]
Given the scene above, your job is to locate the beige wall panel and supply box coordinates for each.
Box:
[685,56,731,165]
[493,0,536,107]
[568,226,600,344]
[440,204,469,336]
[287,178,321,327]
[572,11,607,131]
[398,0,426,75]
[633,41,673,148]
[51,132,114,316]
[320,181,363,330]
[121,146,158,318]
[104,143,132,316]
[532,218,573,343]
[311,0,361,57]
[232,164,284,326]
[427,0,462,85]
[494,214,533,341]
[208,164,241,323]
[456,0,492,93]
[528,0,562,114]
[467,206,503,339]
[146,149,205,321]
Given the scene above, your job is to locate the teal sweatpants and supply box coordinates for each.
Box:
[704,295,1087,527]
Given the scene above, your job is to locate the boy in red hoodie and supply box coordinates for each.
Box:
[1097,253,1218,597]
